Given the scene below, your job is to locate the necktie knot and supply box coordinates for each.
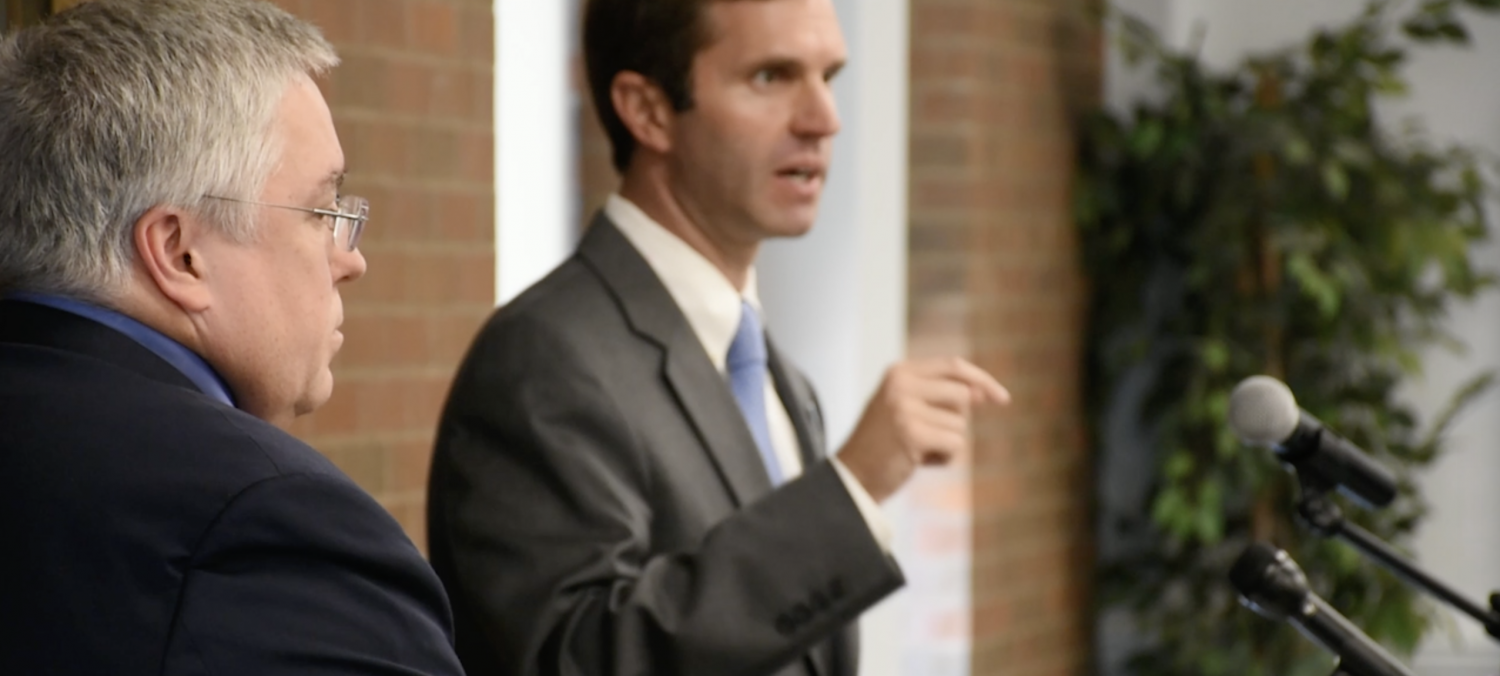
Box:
[726,300,766,374]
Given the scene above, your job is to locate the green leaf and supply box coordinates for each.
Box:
[1195,479,1225,543]
[1322,161,1351,200]
[1375,72,1410,96]
[1283,135,1314,165]
[1201,339,1230,372]
[1165,451,1196,480]
[1287,252,1342,318]
[1130,118,1166,158]
[1151,486,1191,535]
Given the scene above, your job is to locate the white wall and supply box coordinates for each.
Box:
[1107,2,1500,674]
[758,1,932,674]
[494,0,577,305]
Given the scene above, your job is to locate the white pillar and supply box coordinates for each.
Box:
[495,0,577,305]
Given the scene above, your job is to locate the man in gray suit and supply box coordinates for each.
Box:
[426,0,1010,674]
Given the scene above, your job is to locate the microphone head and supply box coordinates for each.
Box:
[1230,541,1310,622]
[1229,376,1300,446]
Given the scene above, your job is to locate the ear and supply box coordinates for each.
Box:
[610,70,676,156]
[133,205,213,313]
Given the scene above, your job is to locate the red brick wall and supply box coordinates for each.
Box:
[908,1,1099,674]
[275,0,496,549]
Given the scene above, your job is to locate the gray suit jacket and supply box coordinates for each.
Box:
[427,214,905,676]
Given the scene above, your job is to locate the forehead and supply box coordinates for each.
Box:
[698,0,847,64]
[265,76,344,199]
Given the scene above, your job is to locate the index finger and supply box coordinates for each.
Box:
[919,358,1011,405]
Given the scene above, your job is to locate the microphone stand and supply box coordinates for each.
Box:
[1295,476,1500,641]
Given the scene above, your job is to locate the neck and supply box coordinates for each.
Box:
[113,275,212,367]
[618,164,757,291]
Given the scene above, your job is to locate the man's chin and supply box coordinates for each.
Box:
[758,209,819,239]
[773,219,818,239]
[294,371,336,418]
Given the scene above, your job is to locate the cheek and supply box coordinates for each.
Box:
[257,247,338,354]
[684,121,768,199]
[689,98,778,166]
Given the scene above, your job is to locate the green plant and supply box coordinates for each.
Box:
[1075,1,1500,674]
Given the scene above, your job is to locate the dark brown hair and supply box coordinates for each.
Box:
[582,0,722,172]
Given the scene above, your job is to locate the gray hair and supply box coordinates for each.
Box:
[0,0,338,301]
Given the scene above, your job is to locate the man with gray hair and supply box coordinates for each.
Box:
[0,2,464,675]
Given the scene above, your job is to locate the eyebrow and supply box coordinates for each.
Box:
[303,170,346,206]
[749,56,847,80]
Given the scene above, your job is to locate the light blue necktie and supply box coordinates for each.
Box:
[726,300,783,486]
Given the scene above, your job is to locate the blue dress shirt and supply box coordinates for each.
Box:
[9,293,236,407]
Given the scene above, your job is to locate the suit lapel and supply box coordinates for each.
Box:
[576,214,773,507]
[766,338,826,466]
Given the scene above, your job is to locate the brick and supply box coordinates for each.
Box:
[385,59,435,116]
[330,53,388,111]
[910,44,984,82]
[325,442,390,495]
[304,373,362,435]
[358,0,409,51]
[909,131,972,169]
[428,67,467,121]
[378,492,428,551]
[300,0,359,45]
[410,1,459,57]
[390,439,437,493]
[457,5,495,64]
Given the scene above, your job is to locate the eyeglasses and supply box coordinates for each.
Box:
[203,194,369,251]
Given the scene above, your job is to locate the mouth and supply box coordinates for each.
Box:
[775,164,826,195]
[778,167,821,181]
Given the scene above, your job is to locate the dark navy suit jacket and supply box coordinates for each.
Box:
[0,299,465,676]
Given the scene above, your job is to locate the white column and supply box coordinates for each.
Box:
[494,0,577,305]
[757,0,922,674]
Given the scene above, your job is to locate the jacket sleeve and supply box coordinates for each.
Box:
[165,472,465,676]
[429,316,905,676]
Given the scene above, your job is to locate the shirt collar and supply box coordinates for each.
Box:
[605,194,762,373]
[8,292,236,407]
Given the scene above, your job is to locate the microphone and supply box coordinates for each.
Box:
[1227,376,1397,509]
[1230,542,1417,676]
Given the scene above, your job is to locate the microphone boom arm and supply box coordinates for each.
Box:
[1295,476,1500,641]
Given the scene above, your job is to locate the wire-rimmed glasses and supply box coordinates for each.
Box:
[203,194,369,251]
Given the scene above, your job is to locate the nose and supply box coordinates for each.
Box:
[333,246,367,284]
[792,78,841,139]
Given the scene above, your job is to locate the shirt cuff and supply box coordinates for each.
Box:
[830,457,894,553]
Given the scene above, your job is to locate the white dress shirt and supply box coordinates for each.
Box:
[606,194,892,552]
